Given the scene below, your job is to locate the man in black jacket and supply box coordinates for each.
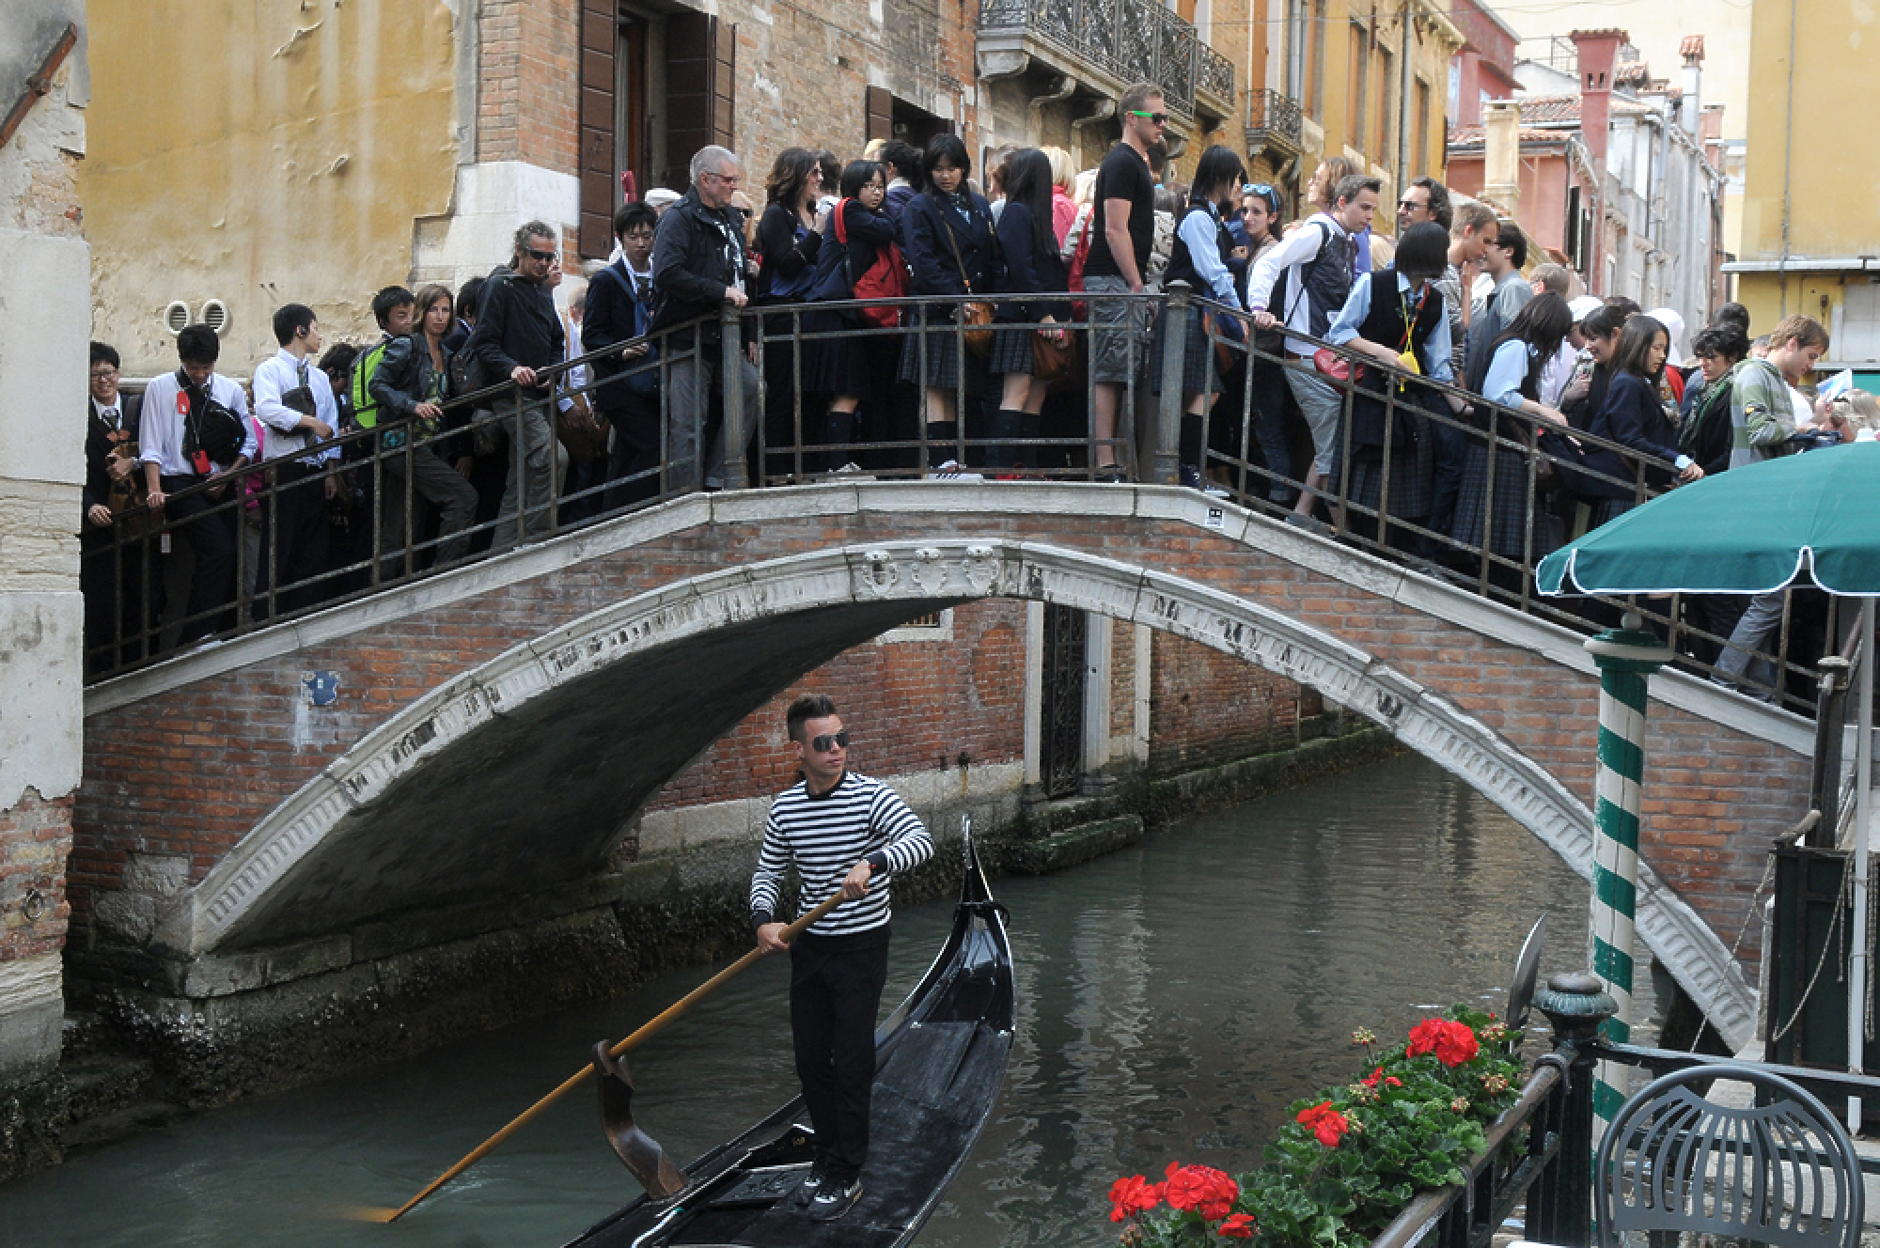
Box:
[585,202,661,508]
[82,341,149,672]
[650,145,761,491]
[468,221,566,549]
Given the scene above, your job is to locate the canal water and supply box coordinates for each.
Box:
[0,752,1658,1247]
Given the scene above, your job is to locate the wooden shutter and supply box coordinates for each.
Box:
[666,13,734,189]
[578,0,617,258]
[866,85,893,146]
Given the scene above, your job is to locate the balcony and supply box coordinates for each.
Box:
[1245,87,1304,156]
[977,0,1235,125]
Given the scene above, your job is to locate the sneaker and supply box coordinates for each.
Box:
[928,460,985,482]
[1093,464,1128,484]
[1285,512,1335,538]
[793,1163,828,1208]
[1179,466,1229,498]
[807,1178,864,1222]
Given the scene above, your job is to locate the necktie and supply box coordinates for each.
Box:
[102,407,119,430]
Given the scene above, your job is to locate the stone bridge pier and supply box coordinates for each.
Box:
[72,484,1813,1096]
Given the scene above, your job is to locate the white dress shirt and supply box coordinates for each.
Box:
[1247,212,1353,356]
[253,348,340,465]
[139,370,257,477]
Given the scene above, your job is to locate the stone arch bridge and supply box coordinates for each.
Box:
[77,483,1812,1057]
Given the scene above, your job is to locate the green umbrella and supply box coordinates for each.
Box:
[1539,437,1880,1122]
[1536,441,1880,597]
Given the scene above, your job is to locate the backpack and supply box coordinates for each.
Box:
[834,198,907,328]
[1266,219,1335,338]
[176,371,246,470]
[349,339,391,430]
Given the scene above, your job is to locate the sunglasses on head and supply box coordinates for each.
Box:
[809,730,850,753]
[1242,182,1273,196]
[1127,109,1169,126]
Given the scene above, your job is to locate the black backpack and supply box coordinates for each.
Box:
[178,370,247,467]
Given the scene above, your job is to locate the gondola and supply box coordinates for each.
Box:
[564,839,1015,1248]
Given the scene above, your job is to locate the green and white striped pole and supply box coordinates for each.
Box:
[1584,614,1671,1128]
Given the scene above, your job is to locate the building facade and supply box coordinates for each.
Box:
[1726,0,1880,386]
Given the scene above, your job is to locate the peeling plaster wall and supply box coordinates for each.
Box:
[0,3,88,1089]
[81,0,460,374]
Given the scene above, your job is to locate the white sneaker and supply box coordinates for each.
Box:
[928,460,984,482]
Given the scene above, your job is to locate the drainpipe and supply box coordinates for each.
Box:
[1778,0,1797,316]
[1584,614,1672,1128]
[1395,0,1413,188]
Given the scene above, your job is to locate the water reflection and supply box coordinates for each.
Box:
[0,753,1647,1248]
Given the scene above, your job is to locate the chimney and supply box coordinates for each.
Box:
[1679,35,1705,136]
[1482,100,1522,222]
[1570,28,1626,168]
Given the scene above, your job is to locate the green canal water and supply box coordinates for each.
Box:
[0,752,1658,1247]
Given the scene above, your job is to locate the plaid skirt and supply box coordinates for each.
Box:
[801,307,885,397]
[987,323,1039,376]
[897,316,984,390]
[1344,448,1432,521]
[1584,496,1636,531]
[1450,441,1554,561]
[1150,305,1221,397]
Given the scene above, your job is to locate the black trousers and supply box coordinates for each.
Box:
[790,932,890,1183]
[256,460,331,618]
[161,474,239,644]
[602,389,661,510]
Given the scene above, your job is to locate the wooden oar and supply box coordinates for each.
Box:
[362,889,848,1223]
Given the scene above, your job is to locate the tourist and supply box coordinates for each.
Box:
[1541,295,1605,408]
[1578,314,1702,528]
[1081,81,1167,481]
[1528,264,1573,299]
[643,186,682,215]
[878,140,921,227]
[755,148,830,471]
[1674,322,1754,664]
[1450,292,1574,593]
[1231,183,1292,503]
[1428,202,1499,542]
[1560,303,1629,430]
[804,159,902,470]
[1462,221,1531,393]
[1248,172,1380,531]
[978,148,1069,475]
[1324,221,1463,547]
[467,222,567,547]
[1044,146,1078,242]
[1396,176,1451,235]
[751,694,933,1223]
[1713,301,1752,338]
[1152,145,1245,494]
[649,145,762,492]
[897,132,995,477]
[252,303,340,615]
[81,341,148,672]
[1298,156,1369,278]
[139,325,257,645]
[370,284,478,568]
[584,202,661,508]
[1713,315,1830,696]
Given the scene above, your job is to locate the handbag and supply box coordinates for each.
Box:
[554,391,610,464]
[1203,308,1244,379]
[1031,326,1077,385]
[1312,347,1361,385]
[938,204,995,357]
[178,370,248,470]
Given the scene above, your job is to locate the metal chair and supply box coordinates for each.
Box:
[1595,1064,1865,1248]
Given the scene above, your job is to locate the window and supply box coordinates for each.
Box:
[1414,77,1430,174]
[1376,46,1394,160]
[1307,0,1327,117]
[1348,21,1368,151]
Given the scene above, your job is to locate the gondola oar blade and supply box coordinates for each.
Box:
[592,1042,689,1200]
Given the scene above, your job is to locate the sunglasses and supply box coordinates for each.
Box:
[524,246,556,262]
[809,730,851,753]
[1242,182,1273,196]
[1127,109,1169,126]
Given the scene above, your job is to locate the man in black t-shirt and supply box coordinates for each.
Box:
[1082,81,1165,481]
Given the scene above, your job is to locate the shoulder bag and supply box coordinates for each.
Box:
[938,203,995,358]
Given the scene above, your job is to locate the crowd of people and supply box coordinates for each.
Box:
[81,76,1873,692]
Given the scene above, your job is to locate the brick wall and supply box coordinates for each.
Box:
[478,0,580,174]
[1149,632,1319,774]
[0,791,71,965]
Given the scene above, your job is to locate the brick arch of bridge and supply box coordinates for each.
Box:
[78,485,1814,1048]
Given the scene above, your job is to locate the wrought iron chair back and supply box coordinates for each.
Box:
[1594,1064,1864,1248]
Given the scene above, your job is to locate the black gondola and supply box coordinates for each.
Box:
[565,840,1015,1248]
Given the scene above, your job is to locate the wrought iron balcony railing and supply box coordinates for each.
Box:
[977,0,1233,122]
[1246,86,1304,154]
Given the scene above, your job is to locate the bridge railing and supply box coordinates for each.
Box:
[82,289,1824,713]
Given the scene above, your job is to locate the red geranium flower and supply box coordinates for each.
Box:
[1361,1066,1403,1089]
[1162,1163,1239,1220]
[1108,1174,1162,1222]
[1407,1019,1479,1067]
[1296,1100,1350,1147]
[1219,1212,1257,1239]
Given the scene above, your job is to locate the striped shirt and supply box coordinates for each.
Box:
[751,771,933,938]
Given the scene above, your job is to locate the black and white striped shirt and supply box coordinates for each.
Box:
[751,771,933,938]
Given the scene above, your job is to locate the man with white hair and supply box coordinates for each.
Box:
[649,144,762,492]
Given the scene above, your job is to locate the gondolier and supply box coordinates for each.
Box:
[751,694,934,1223]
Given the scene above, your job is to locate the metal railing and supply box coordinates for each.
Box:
[1371,974,1880,1248]
[1246,86,1305,153]
[974,0,1230,121]
[81,287,1826,714]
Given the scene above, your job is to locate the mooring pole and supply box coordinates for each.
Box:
[1583,612,1671,1128]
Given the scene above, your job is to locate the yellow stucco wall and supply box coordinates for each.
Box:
[1301,0,1459,199]
[82,0,461,375]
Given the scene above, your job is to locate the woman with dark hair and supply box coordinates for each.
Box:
[984,148,1069,473]
[1449,292,1575,588]
[1560,303,1629,430]
[803,159,901,469]
[755,147,830,475]
[1679,323,1752,479]
[1578,315,1703,527]
[1323,221,1462,546]
[898,133,997,476]
[1150,145,1245,493]
[1229,182,1296,502]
